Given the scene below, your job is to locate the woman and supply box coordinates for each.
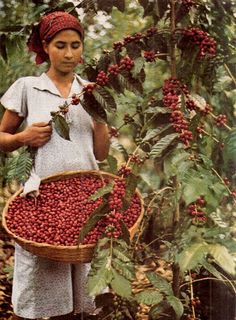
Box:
[0,11,109,320]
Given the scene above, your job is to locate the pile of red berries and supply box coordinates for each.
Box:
[6,175,142,246]
[180,27,217,59]
[187,196,207,224]
[162,78,193,145]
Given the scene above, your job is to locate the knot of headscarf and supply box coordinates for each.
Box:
[27,11,84,64]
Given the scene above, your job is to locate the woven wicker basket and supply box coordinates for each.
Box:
[2,170,144,263]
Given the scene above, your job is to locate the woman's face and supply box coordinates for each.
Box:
[43,29,83,74]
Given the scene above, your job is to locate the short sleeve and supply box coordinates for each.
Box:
[0,78,28,118]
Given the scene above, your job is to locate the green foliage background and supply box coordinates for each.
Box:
[0,1,236,319]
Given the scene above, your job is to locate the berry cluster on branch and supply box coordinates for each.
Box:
[162,77,194,145]
[187,196,207,224]
[180,27,217,59]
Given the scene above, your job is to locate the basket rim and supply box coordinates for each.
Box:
[2,169,144,250]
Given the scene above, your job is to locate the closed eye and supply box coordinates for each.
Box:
[55,41,82,49]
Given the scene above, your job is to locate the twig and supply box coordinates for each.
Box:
[170,0,177,77]
[180,276,236,294]
[224,63,236,87]
[209,112,232,131]
[211,168,236,204]
[134,187,173,247]
[189,270,196,319]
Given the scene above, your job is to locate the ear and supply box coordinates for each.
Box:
[42,40,49,54]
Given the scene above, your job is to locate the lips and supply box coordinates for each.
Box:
[62,62,74,66]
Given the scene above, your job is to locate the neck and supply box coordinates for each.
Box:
[46,69,74,84]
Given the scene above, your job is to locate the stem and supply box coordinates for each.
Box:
[146,232,173,247]
[172,176,180,225]
[189,271,196,319]
[134,187,173,246]
[172,263,181,298]
[180,276,236,294]
[117,111,139,131]
[211,168,236,204]
[125,145,140,168]
[209,112,232,131]
[201,128,220,143]
[170,0,177,77]
[224,63,236,87]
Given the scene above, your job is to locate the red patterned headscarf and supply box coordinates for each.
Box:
[27,11,84,64]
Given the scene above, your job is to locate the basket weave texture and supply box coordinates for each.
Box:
[2,170,144,263]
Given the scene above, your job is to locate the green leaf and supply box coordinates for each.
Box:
[111,141,129,161]
[125,42,142,60]
[87,262,113,296]
[201,261,224,280]
[92,87,117,112]
[6,147,33,184]
[107,155,118,173]
[120,219,131,245]
[177,242,208,273]
[78,201,109,243]
[81,92,107,124]
[112,258,135,281]
[110,268,132,298]
[223,127,236,171]
[88,182,114,201]
[52,114,70,140]
[118,71,143,95]
[149,133,178,159]
[166,295,184,320]
[113,247,131,263]
[164,149,192,179]
[144,106,171,114]
[149,300,170,319]
[146,271,173,295]
[135,290,163,305]
[131,57,145,78]
[208,244,236,276]
[123,173,139,207]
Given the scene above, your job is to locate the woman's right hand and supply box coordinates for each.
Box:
[19,122,52,148]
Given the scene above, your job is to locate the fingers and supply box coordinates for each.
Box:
[32,122,52,133]
[32,122,51,127]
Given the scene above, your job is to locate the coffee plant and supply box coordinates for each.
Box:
[1,0,236,319]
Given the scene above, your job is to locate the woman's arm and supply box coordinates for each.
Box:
[0,110,52,152]
[93,120,110,161]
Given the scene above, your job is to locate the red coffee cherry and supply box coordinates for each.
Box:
[96,71,109,86]
[216,114,227,127]
[83,83,96,94]
[119,56,135,71]
[108,64,120,75]
[180,27,217,59]
[144,51,156,62]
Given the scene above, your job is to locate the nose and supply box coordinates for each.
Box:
[64,46,73,59]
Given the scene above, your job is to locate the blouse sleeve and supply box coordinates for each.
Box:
[0,78,28,118]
